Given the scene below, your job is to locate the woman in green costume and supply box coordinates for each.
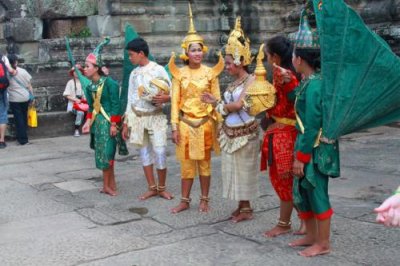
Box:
[82,39,122,197]
[288,8,339,257]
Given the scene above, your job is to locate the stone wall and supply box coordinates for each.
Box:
[1,0,400,137]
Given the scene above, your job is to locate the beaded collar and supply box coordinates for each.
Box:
[88,76,106,92]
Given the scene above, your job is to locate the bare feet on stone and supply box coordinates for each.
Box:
[199,197,210,213]
[171,202,190,214]
[298,243,331,257]
[231,211,253,223]
[288,236,315,247]
[158,190,174,200]
[138,190,158,200]
[100,187,117,196]
[231,207,240,218]
[264,225,292,238]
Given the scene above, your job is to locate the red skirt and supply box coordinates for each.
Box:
[261,124,297,201]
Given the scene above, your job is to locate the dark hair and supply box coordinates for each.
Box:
[97,66,105,76]
[265,36,295,73]
[126,37,149,57]
[293,48,321,70]
[8,54,18,69]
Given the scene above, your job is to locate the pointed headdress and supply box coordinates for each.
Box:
[86,37,110,66]
[180,2,208,61]
[225,17,253,66]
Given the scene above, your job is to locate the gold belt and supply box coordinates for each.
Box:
[179,113,209,128]
[221,120,259,139]
[132,107,162,117]
[271,116,296,126]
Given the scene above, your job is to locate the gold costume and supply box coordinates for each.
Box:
[169,3,224,179]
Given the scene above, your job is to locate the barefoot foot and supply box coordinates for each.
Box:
[264,225,292,238]
[171,202,190,214]
[288,236,315,247]
[100,187,117,196]
[232,208,253,223]
[158,190,174,200]
[199,196,210,213]
[298,243,330,257]
[231,207,240,218]
[138,190,158,200]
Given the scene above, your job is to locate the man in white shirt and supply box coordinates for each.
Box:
[122,37,173,200]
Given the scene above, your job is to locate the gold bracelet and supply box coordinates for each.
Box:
[171,123,178,131]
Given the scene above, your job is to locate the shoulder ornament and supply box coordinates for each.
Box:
[168,52,182,80]
[211,51,225,79]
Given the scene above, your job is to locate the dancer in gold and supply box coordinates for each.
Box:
[169,3,224,213]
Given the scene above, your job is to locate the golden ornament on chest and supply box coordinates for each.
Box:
[247,44,276,116]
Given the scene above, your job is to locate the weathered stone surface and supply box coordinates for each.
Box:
[36,0,98,19]
[87,15,121,37]
[1,126,400,265]
[48,19,72,38]
[14,41,39,60]
[0,23,4,40]
[0,180,74,223]
[6,17,43,42]
[54,180,98,193]
[98,0,112,16]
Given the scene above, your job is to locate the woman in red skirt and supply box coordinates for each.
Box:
[261,36,304,237]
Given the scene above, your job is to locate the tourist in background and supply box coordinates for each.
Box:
[63,65,86,137]
[7,54,33,145]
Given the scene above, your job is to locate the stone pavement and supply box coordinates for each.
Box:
[0,125,400,266]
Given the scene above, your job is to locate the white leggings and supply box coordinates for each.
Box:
[140,144,167,169]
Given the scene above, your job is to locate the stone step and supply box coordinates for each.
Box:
[7,111,77,140]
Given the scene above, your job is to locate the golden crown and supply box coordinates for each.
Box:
[180,2,208,61]
[225,17,252,66]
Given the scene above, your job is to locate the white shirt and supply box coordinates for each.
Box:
[63,78,83,112]
[125,61,171,114]
[223,83,254,127]
[8,67,32,103]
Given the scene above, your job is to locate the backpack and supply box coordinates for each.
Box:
[0,56,10,89]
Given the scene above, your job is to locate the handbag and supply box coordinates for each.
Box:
[27,105,38,127]
[73,99,89,112]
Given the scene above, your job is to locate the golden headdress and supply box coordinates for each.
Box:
[246,44,276,116]
[225,17,253,66]
[180,2,208,61]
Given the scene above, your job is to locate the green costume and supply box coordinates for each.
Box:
[293,73,339,220]
[87,77,121,170]
[292,5,339,221]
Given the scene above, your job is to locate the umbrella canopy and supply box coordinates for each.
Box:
[310,0,400,139]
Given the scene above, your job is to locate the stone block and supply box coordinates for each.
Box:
[27,111,77,138]
[7,18,43,42]
[71,18,87,32]
[87,15,121,37]
[48,19,72,39]
[15,42,39,62]
[121,17,153,33]
[0,23,4,40]
[152,17,187,33]
[98,0,112,16]
[36,0,98,19]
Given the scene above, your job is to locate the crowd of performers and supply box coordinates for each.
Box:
[69,1,400,258]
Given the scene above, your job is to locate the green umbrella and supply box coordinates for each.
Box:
[310,0,400,140]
